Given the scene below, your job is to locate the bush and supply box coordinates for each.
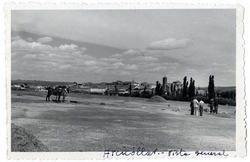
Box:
[118,93,130,97]
[195,96,210,103]
[131,92,140,97]
[140,93,154,98]
[218,98,236,106]
[163,96,191,102]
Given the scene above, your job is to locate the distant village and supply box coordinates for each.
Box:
[70,78,197,97]
[11,76,207,98]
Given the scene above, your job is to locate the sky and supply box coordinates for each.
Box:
[11,9,236,87]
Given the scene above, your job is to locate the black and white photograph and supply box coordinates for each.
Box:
[7,4,245,159]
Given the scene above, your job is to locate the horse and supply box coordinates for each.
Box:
[46,86,70,102]
[57,86,70,102]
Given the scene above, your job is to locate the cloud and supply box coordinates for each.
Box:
[100,57,122,63]
[113,62,125,67]
[12,39,54,54]
[11,36,21,41]
[163,62,180,67]
[11,52,17,57]
[147,62,180,72]
[12,39,86,56]
[133,55,159,62]
[147,38,193,50]
[11,38,91,75]
[110,54,122,58]
[59,64,73,70]
[119,71,131,76]
[84,60,98,66]
[58,44,77,51]
[212,62,226,67]
[103,62,125,71]
[22,54,46,61]
[27,37,33,42]
[186,69,198,74]
[37,37,53,43]
[148,66,168,72]
[123,49,144,56]
[126,64,138,70]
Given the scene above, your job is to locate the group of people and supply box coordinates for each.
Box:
[190,98,204,116]
[190,97,219,116]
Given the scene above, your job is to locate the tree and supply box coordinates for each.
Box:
[182,76,188,97]
[143,85,147,96]
[170,83,174,96]
[155,81,160,95]
[192,80,196,97]
[208,75,215,99]
[188,77,195,98]
[159,84,163,96]
[173,84,176,97]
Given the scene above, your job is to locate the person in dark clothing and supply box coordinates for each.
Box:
[214,97,219,114]
[190,100,194,115]
[209,98,214,114]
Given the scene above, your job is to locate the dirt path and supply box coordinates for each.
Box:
[11,91,236,152]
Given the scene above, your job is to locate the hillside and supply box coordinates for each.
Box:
[11,80,74,87]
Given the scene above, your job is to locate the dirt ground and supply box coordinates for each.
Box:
[11,90,236,152]
[11,123,49,152]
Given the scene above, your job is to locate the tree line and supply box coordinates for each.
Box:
[155,75,235,102]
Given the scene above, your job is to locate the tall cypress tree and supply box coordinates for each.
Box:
[182,76,188,97]
[155,81,160,95]
[188,78,193,98]
[192,80,196,97]
[188,77,195,98]
[208,75,215,99]
[159,84,162,96]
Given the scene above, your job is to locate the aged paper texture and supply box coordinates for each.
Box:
[5,3,246,160]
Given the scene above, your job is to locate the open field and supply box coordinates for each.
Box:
[11,90,236,152]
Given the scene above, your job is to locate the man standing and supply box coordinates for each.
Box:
[199,99,204,116]
[193,98,199,116]
[214,97,219,114]
[190,99,194,115]
[209,98,214,114]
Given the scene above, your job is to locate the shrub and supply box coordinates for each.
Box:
[218,98,236,106]
[163,96,191,102]
[140,93,153,98]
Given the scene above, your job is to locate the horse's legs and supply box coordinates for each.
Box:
[58,95,61,102]
[62,95,65,102]
[46,94,51,101]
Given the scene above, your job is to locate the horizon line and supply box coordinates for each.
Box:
[10,79,236,88]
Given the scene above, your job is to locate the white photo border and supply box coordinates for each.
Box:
[5,3,246,159]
